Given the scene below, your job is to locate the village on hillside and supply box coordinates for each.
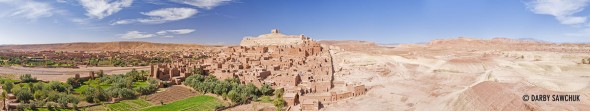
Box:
[0,29,366,111]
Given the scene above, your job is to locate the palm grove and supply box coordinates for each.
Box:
[1,69,159,110]
[182,69,286,109]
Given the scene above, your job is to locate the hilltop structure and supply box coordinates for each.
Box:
[240,29,312,46]
[150,29,366,110]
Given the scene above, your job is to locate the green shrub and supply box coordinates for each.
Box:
[272,97,285,110]
[19,74,37,83]
[3,82,14,93]
[12,86,33,102]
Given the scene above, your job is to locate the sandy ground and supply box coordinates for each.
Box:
[0,66,150,81]
[320,40,590,111]
[224,102,275,111]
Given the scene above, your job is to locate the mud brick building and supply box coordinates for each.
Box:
[150,29,366,110]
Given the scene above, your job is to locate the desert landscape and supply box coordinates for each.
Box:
[321,38,590,110]
[0,30,588,111]
[1,0,590,110]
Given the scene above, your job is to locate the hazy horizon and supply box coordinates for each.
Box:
[2,0,590,45]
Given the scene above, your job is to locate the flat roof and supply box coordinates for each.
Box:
[302,99,317,104]
[283,92,298,98]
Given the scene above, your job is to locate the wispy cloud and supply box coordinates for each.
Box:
[119,31,155,39]
[71,18,91,25]
[156,29,195,35]
[79,0,133,19]
[111,8,198,25]
[172,0,232,10]
[69,18,109,31]
[526,0,589,25]
[111,19,135,25]
[0,0,55,20]
[119,28,195,39]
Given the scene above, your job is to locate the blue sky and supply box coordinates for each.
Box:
[0,0,590,45]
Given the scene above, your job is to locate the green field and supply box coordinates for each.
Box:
[107,99,154,111]
[142,95,223,111]
[84,95,223,111]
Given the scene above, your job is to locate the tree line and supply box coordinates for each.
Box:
[0,69,160,111]
[2,74,79,111]
[77,69,159,103]
[183,73,286,110]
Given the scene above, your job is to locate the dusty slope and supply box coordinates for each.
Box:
[454,81,590,111]
[320,38,590,111]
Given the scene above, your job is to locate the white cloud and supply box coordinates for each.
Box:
[527,0,589,25]
[119,31,155,39]
[119,29,194,39]
[138,8,198,23]
[79,0,133,19]
[172,0,231,9]
[0,0,54,20]
[111,19,135,25]
[71,18,91,25]
[156,29,195,35]
[111,8,198,25]
[69,18,110,31]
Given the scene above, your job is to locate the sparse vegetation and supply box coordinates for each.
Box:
[582,58,590,64]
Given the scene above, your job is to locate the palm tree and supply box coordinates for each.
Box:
[1,91,7,110]
[140,70,149,80]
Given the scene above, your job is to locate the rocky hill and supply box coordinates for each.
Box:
[321,37,590,111]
